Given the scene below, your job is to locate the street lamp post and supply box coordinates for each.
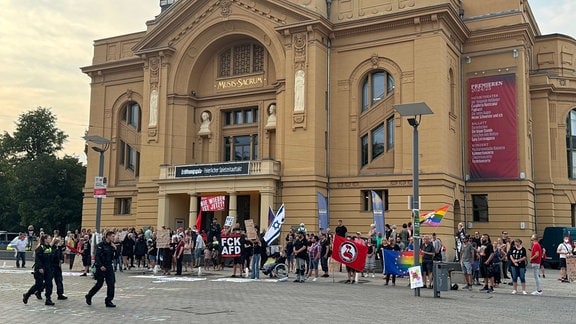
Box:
[84,135,112,234]
[394,102,433,297]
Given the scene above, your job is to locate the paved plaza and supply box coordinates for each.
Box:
[0,256,575,323]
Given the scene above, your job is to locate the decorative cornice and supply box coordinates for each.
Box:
[167,0,288,47]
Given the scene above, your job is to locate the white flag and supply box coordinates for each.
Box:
[264,204,285,245]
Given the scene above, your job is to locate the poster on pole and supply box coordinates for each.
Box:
[408,266,424,289]
[244,219,257,241]
[156,229,171,248]
[93,176,107,198]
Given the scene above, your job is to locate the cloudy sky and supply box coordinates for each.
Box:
[0,0,574,162]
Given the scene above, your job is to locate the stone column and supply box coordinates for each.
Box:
[157,194,169,229]
[260,190,275,231]
[188,192,198,229]
[228,191,237,225]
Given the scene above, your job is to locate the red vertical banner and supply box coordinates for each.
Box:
[468,74,518,179]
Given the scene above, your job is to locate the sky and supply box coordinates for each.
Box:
[0,0,574,163]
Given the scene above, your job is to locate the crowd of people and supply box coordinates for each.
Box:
[456,224,548,295]
[16,218,576,308]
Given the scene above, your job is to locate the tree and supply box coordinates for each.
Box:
[1,107,67,161]
[14,155,85,233]
[0,107,84,233]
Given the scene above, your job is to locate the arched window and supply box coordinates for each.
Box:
[120,102,141,132]
[218,43,264,78]
[567,109,576,178]
[361,70,394,112]
[118,101,141,177]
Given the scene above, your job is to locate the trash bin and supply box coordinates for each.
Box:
[432,261,461,297]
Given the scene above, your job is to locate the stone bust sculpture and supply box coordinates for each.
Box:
[198,111,211,135]
[265,104,277,129]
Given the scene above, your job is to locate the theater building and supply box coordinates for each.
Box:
[81,0,576,258]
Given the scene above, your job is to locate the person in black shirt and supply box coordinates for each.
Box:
[86,231,117,307]
[479,234,495,293]
[80,235,91,276]
[23,234,55,306]
[293,232,307,282]
[508,238,527,294]
[51,237,67,300]
[335,220,347,237]
[320,233,331,277]
[383,238,401,285]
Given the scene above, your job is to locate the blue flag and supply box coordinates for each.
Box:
[371,191,385,236]
[268,206,274,227]
[317,192,328,231]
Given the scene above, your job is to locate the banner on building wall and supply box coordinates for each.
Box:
[317,192,329,231]
[200,196,226,211]
[371,191,385,236]
[468,73,518,179]
[175,162,249,178]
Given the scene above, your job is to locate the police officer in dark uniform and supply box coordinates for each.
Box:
[51,237,68,300]
[23,234,55,306]
[86,230,117,307]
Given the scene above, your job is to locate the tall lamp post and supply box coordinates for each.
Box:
[394,102,433,297]
[84,135,112,234]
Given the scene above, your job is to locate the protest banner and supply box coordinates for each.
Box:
[156,229,171,248]
[220,235,242,258]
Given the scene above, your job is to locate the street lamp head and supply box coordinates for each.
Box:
[407,118,418,127]
[91,146,106,153]
[83,135,112,145]
[394,102,434,117]
[84,135,112,153]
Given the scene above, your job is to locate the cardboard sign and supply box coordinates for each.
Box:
[118,231,128,242]
[225,216,235,227]
[156,229,171,248]
[244,219,257,241]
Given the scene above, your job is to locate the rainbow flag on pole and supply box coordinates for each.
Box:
[418,205,449,227]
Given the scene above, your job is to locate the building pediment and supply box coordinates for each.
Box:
[133,0,329,56]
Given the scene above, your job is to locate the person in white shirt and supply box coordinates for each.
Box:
[194,233,204,268]
[13,233,28,268]
[556,236,572,282]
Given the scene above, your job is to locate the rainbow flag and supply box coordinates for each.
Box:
[383,250,422,276]
[419,205,450,227]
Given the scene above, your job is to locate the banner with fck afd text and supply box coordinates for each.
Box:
[220,235,242,258]
[331,234,368,272]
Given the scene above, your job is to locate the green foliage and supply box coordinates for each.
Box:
[1,107,67,161]
[0,107,85,233]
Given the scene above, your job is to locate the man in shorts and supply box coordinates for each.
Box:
[460,235,474,290]
[421,235,435,288]
[556,236,572,282]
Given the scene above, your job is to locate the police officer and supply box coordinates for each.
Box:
[86,230,117,307]
[51,237,68,300]
[23,234,55,306]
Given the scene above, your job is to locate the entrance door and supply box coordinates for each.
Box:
[237,195,251,230]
